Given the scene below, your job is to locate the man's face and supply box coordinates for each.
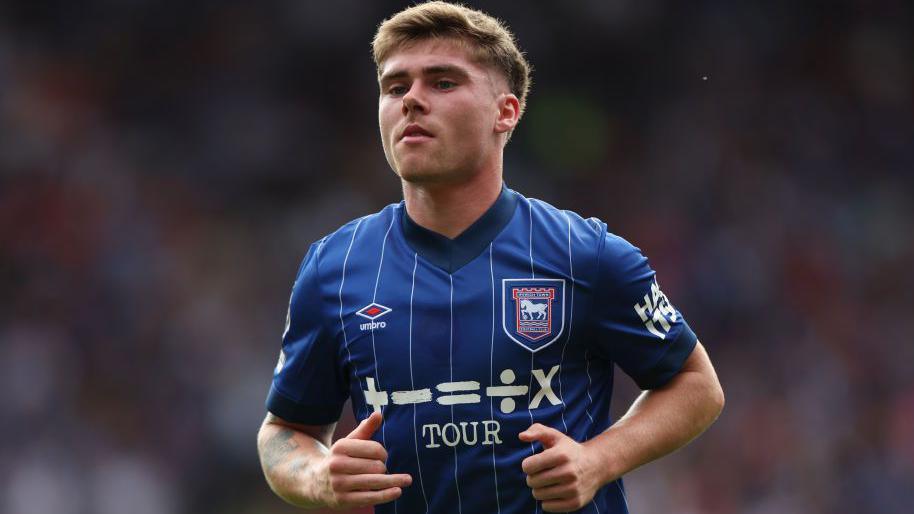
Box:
[378,38,509,185]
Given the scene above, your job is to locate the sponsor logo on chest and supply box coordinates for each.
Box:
[356,302,392,331]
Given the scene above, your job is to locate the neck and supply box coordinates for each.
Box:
[402,166,503,240]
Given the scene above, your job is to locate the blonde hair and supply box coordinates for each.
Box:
[372,1,532,120]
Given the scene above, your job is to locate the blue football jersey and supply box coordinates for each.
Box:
[267,186,697,514]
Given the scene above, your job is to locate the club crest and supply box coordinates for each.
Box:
[502,279,565,352]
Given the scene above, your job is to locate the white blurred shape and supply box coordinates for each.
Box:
[4,453,84,514]
[90,456,178,514]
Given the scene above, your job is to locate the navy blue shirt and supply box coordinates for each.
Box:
[267,187,697,514]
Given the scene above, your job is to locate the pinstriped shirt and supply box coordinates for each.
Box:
[267,186,697,514]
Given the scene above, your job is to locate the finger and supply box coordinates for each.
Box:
[542,498,582,512]
[521,447,565,475]
[531,482,574,501]
[347,411,383,440]
[518,423,564,448]
[328,456,387,475]
[337,487,403,508]
[526,466,573,489]
[333,438,389,461]
[334,473,412,492]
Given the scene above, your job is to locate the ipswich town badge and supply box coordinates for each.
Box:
[502,278,565,352]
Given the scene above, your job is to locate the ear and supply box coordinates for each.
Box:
[493,93,520,135]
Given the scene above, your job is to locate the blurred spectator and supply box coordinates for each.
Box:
[1,1,912,513]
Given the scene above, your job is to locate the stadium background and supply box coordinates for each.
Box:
[1,0,912,513]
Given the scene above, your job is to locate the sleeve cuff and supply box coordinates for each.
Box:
[630,322,698,390]
[266,385,345,425]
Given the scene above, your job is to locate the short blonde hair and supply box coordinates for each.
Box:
[372,1,532,120]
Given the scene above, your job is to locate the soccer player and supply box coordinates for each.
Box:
[257,2,724,513]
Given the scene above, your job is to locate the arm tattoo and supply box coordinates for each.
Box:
[263,427,300,472]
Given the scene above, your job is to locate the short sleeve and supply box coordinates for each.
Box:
[590,231,697,390]
[266,241,349,424]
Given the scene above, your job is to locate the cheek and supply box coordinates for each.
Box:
[378,106,396,146]
[446,104,490,141]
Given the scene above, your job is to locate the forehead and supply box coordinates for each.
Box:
[379,38,490,79]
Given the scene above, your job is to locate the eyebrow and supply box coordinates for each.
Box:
[379,64,472,85]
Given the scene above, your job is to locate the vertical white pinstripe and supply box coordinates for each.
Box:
[614,481,628,513]
[408,253,429,513]
[370,215,396,514]
[583,350,597,430]
[338,219,364,415]
[448,274,463,514]
[525,200,539,514]
[528,200,535,279]
[487,244,502,514]
[556,212,573,435]
[561,212,601,514]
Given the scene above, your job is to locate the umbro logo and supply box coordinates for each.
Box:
[357,303,391,331]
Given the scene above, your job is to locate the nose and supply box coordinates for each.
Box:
[402,86,428,115]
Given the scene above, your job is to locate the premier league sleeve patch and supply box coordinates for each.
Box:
[502,278,565,352]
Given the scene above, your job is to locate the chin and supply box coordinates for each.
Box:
[395,157,446,183]
[397,167,449,184]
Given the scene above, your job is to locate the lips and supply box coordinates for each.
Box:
[400,124,434,140]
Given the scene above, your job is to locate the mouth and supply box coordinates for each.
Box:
[400,124,434,143]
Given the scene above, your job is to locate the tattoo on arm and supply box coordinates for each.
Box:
[263,427,300,472]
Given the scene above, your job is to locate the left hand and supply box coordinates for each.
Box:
[519,423,602,512]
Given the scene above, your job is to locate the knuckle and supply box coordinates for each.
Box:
[327,457,345,474]
[336,493,356,509]
[329,475,346,491]
[330,440,349,455]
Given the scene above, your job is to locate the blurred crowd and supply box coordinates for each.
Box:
[1,1,912,513]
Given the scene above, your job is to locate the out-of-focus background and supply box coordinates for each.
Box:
[1,0,912,513]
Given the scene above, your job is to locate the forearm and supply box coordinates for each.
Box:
[586,343,724,485]
[257,418,334,508]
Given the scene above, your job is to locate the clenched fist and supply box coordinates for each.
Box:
[319,412,412,509]
[519,423,602,513]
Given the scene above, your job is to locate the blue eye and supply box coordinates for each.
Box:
[437,80,456,90]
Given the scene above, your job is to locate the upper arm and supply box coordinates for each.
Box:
[662,341,725,411]
[589,231,697,390]
[267,241,350,425]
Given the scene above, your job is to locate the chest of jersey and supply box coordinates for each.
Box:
[338,233,599,431]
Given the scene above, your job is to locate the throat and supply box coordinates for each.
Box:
[403,180,503,239]
[400,185,519,274]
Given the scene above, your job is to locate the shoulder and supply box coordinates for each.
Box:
[517,190,647,276]
[517,191,609,253]
[296,203,402,281]
[519,192,603,234]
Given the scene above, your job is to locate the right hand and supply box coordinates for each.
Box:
[321,411,412,509]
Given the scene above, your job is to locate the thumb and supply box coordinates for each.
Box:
[347,411,383,440]
[518,423,564,448]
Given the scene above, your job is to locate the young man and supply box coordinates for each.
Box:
[257,2,724,513]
